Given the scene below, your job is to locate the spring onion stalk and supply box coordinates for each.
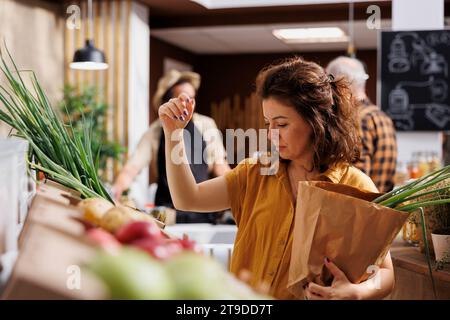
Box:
[419,208,438,299]
[0,45,113,202]
[372,165,450,211]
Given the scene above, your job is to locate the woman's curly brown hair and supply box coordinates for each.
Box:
[255,56,360,172]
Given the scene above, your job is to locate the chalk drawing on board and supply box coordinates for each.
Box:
[388,37,410,73]
[387,76,449,130]
[388,32,448,76]
[424,104,450,128]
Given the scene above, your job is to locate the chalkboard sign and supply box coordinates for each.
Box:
[379,29,450,131]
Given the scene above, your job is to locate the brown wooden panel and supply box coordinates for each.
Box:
[194,50,378,119]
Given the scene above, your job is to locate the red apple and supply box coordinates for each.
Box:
[131,238,171,260]
[115,221,162,244]
[86,228,121,251]
[130,237,185,261]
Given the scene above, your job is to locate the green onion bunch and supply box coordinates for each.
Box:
[373,165,450,212]
[0,46,112,202]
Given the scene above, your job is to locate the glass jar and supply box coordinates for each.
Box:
[407,161,420,179]
[417,152,429,177]
[394,161,409,186]
[402,221,420,246]
[428,152,441,172]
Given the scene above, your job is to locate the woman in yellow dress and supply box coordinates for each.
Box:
[157,57,395,300]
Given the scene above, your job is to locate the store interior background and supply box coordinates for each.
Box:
[0,0,449,205]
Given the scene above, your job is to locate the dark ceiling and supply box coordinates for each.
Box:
[45,0,450,29]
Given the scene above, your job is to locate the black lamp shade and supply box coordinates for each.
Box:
[70,39,108,70]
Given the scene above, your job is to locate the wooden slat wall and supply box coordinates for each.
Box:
[211,93,265,132]
[64,0,131,182]
[211,93,266,164]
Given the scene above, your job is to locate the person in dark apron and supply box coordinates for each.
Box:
[155,119,219,223]
[112,70,230,221]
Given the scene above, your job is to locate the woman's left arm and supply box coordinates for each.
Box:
[304,252,395,300]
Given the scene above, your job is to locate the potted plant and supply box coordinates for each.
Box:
[414,178,450,267]
[429,179,450,268]
[59,85,126,178]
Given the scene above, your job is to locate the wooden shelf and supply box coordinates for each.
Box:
[388,237,450,300]
[391,238,450,282]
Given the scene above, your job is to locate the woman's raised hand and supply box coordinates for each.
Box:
[158,92,195,134]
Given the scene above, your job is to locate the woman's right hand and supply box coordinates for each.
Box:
[158,92,195,135]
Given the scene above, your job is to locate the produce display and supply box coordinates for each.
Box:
[77,198,269,300]
[84,220,269,300]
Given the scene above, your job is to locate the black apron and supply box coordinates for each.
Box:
[155,120,218,223]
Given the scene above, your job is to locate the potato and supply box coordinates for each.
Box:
[78,197,115,226]
[99,206,165,233]
[99,207,131,233]
[119,205,165,229]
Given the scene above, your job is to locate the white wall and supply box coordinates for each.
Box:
[0,0,64,138]
[127,2,150,208]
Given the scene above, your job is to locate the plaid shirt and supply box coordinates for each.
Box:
[356,99,398,193]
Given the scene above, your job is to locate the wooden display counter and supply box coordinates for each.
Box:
[388,238,450,300]
[1,182,107,299]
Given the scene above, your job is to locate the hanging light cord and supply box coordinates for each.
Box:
[348,0,355,58]
[88,0,93,39]
[0,0,6,39]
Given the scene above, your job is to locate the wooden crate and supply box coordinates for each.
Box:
[2,182,108,300]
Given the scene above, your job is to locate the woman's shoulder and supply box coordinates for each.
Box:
[233,157,261,172]
[340,165,378,193]
[231,153,282,177]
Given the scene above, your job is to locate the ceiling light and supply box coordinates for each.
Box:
[190,0,386,10]
[272,27,348,43]
[70,0,108,71]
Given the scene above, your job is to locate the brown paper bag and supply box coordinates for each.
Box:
[287,181,409,298]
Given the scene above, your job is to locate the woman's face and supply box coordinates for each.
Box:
[172,82,196,100]
[262,97,313,161]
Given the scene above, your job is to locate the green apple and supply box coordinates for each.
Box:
[165,252,233,299]
[88,248,175,300]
